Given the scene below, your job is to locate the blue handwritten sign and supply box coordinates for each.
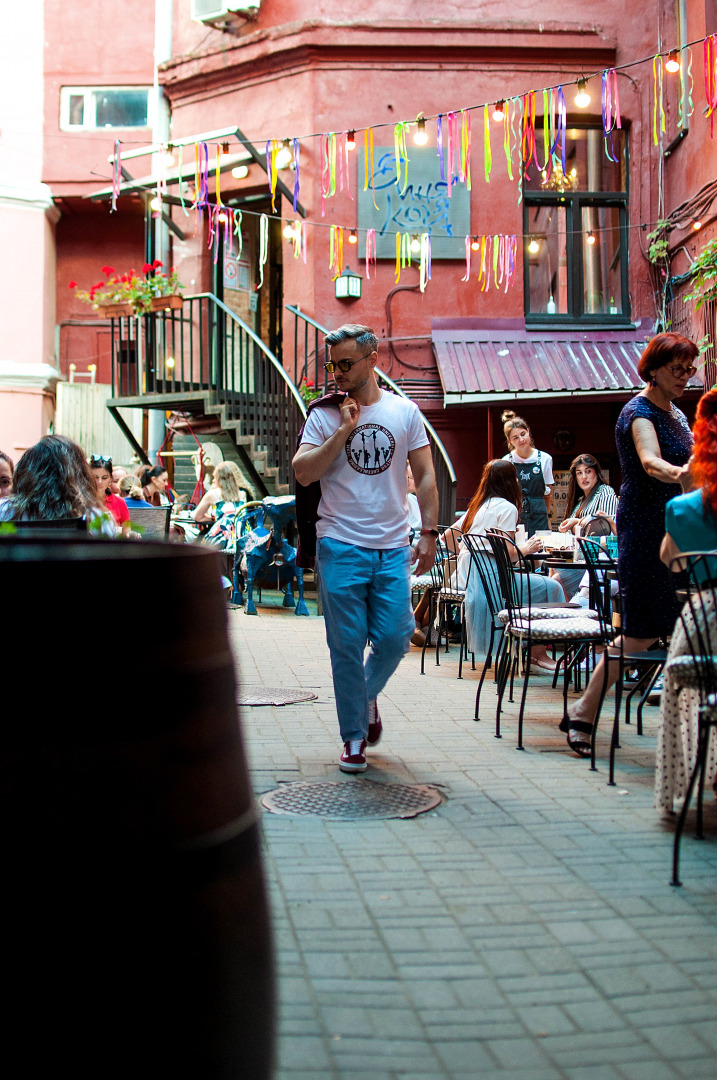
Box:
[357,146,470,259]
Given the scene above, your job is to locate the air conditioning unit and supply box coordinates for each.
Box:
[191,1,260,25]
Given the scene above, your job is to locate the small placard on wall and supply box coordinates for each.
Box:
[358,146,470,259]
[224,255,250,292]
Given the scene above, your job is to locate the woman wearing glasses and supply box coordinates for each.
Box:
[90,455,131,537]
[564,332,697,756]
[0,451,14,500]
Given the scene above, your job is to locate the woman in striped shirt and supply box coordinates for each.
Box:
[552,454,618,600]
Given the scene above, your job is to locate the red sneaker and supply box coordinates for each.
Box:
[340,739,367,773]
[367,699,383,746]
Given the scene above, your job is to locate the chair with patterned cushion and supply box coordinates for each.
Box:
[666,552,717,886]
[486,531,608,749]
[577,537,667,779]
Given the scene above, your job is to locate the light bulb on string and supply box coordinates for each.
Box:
[348,229,358,245]
[574,78,591,108]
[274,139,293,170]
[283,221,295,240]
[665,50,681,73]
[162,144,175,167]
[528,237,540,255]
[346,130,356,150]
[220,141,232,162]
[150,195,162,213]
[470,236,481,251]
[231,164,249,179]
[586,230,596,245]
[693,218,702,231]
[492,101,505,123]
[413,117,428,146]
[166,356,175,369]
[410,234,421,254]
[217,209,228,225]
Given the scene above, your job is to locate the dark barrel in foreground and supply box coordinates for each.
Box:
[1,538,274,1079]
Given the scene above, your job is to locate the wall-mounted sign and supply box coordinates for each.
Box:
[224,254,250,292]
[358,146,470,260]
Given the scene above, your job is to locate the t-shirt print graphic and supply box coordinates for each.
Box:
[345,424,396,474]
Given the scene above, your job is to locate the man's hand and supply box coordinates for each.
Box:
[413,533,437,576]
[339,395,360,434]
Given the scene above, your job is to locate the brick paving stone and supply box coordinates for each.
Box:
[225,607,717,1078]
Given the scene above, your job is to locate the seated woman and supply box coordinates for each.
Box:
[118,475,153,508]
[0,450,14,501]
[0,435,114,536]
[193,461,249,549]
[656,389,717,813]
[552,453,618,600]
[446,459,565,673]
[141,464,172,506]
[90,455,131,537]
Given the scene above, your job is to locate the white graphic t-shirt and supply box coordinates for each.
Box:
[300,390,429,549]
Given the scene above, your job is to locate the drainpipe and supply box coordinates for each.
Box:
[148,0,173,462]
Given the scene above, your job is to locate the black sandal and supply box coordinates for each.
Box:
[559,716,593,758]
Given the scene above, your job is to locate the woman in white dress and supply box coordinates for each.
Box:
[446,459,564,672]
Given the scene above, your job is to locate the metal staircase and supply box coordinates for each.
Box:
[106,293,306,498]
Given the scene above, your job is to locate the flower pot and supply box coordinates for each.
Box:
[98,301,135,318]
[149,293,184,313]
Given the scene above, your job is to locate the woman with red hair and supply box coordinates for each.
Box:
[661,387,717,565]
[656,388,717,812]
[564,332,697,756]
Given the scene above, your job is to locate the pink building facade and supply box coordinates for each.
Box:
[1,1,714,497]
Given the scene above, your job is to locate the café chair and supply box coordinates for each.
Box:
[128,505,172,539]
[666,551,717,887]
[577,537,667,780]
[486,531,606,749]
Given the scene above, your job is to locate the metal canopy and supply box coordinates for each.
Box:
[431,319,703,406]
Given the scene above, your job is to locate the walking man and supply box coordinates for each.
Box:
[293,324,438,772]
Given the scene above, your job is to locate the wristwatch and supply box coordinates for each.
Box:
[420,528,439,537]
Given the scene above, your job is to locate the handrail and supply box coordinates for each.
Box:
[193,294,306,417]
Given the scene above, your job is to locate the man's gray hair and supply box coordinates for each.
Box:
[324,324,378,353]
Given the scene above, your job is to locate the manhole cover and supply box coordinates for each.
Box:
[237,687,318,706]
[261,780,444,819]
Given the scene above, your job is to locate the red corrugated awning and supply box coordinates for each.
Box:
[431,319,703,405]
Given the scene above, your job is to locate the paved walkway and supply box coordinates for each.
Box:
[227,601,717,1080]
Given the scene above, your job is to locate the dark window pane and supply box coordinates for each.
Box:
[93,89,148,128]
[582,206,623,314]
[524,127,625,193]
[526,205,568,315]
[68,94,84,125]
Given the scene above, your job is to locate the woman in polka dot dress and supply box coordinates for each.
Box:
[563,333,696,757]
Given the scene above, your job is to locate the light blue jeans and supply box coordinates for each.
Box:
[316,536,415,742]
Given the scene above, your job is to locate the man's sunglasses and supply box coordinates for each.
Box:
[324,351,374,374]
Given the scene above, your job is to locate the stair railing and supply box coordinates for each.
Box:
[110,293,306,491]
[285,304,457,522]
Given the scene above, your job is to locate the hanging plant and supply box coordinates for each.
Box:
[646,219,671,263]
[683,237,717,310]
[70,261,184,316]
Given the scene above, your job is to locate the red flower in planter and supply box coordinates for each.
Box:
[142,263,152,274]
[68,280,77,289]
[101,265,115,276]
[152,259,163,269]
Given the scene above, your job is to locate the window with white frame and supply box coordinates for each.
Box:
[60,87,152,131]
